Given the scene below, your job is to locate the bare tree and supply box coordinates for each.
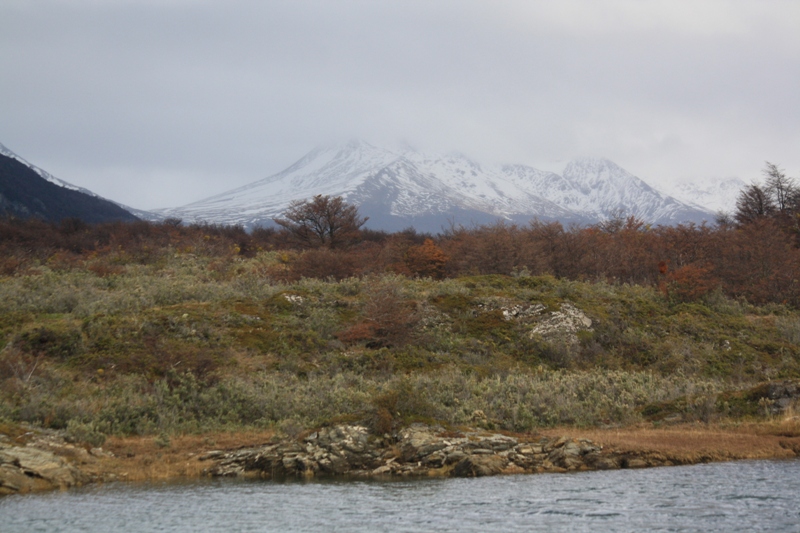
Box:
[734,183,775,225]
[734,162,800,228]
[763,162,797,213]
[274,195,368,248]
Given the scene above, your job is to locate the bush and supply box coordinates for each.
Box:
[66,420,107,447]
[15,327,83,360]
[337,279,419,349]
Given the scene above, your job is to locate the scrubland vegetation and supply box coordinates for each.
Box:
[2,192,800,446]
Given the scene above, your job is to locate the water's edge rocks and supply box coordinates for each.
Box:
[3,422,799,496]
[0,442,89,495]
[200,424,663,480]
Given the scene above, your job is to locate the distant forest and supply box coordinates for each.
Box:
[2,163,799,307]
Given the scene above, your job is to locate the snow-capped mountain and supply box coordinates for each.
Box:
[659,177,746,214]
[159,140,712,232]
[557,157,712,223]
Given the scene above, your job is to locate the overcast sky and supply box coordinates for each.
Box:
[1,1,799,210]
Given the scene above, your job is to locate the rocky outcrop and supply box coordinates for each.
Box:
[759,381,800,415]
[529,303,593,346]
[0,442,88,495]
[200,424,664,480]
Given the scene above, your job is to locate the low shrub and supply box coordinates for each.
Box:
[15,327,83,360]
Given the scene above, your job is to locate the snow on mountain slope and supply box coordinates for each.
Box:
[159,141,713,231]
[161,140,400,226]
[352,151,575,218]
[160,141,580,229]
[559,157,708,224]
[0,142,93,195]
[659,177,746,214]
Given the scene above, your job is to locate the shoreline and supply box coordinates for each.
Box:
[3,419,800,496]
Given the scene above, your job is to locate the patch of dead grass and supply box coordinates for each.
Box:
[538,418,800,463]
[83,429,275,483]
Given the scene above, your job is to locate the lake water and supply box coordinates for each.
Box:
[2,459,799,532]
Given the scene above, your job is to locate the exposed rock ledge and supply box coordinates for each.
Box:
[0,442,89,495]
[200,424,671,480]
[4,422,798,495]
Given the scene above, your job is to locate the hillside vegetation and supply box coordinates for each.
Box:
[1,209,799,445]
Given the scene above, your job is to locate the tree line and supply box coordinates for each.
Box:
[1,163,799,306]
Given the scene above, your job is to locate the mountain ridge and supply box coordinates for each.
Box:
[159,141,713,232]
[658,176,746,214]
[1,140,726,232]
[0,144,139,224]
[0,142,154,222]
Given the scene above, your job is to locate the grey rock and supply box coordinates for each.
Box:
[589,456,621,470]
[0,444,87,494]
[452,455,508,477]
[200,424,616,481]
[444,451,468,465]
[529,303,593,346]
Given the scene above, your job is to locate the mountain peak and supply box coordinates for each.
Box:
[0,142,16,159]
[343,138,376,151]
[159,142,712,231]
[563,156,628,179]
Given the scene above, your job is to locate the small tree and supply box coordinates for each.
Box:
[666,263,718,302]
[274,195,367,249]
[763,162,796,213]
[734,163,800,232]
[734,183,774,225]
[405,239,449,278]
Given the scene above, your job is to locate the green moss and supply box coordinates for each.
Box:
[640,397,688,420]
[264,291,303,313]
[15,325,84,360]
[234,326,280,353]
[430,293,473,314]
[464,310,515,342]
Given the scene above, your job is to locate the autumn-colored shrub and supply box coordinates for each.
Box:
[337,279,419,348]
[336,321,379,345]
[404,238,449,278]
[0,256,26,276]
[87,261,126,277]
[291,248,359,280]
[667,264,719,303]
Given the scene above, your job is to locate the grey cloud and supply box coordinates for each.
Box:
[1,1,798,209]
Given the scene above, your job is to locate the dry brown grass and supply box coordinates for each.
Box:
[82,429,275,483]
[78,419,800,485]
[539,417,800,463]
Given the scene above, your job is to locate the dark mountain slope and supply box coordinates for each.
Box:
[0,154,138,223]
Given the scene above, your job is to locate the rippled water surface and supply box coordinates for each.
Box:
[3,459,800,532]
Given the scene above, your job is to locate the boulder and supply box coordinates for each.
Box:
[452,455,509,477]
[0,444,87,494]
[529,303,593,346]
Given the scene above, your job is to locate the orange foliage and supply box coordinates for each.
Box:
[404,239,449,278]
[5,204,800,307]
[666,264,718,302]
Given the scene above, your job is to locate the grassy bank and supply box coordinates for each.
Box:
[2,248,800,445]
